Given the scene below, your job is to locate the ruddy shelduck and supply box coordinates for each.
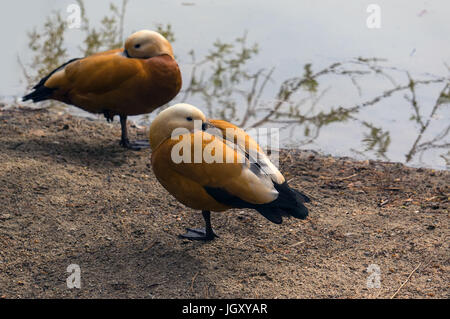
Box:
[150,103,310,241]
[23,30,182,149]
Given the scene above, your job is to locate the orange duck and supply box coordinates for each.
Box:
[149,103,310,241]
[23,30,182,149]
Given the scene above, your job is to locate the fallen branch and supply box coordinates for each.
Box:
[390,262,422,299]
[378,199,390,207]
[142,239,158,252]
[319,173,358,181]
[191,271,199,293]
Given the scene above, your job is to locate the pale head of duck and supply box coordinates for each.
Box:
[149,103,208,150]
[124,30,174,59]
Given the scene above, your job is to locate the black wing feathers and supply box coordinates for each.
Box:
[204,181,310,224]
[22,57,81,102]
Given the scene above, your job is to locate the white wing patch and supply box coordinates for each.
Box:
[237,164,279,203]
[207,125,286,204]
[216,126,285,184]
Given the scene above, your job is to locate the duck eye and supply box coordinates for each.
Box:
[186,117,193,122]
[134,44,141,49]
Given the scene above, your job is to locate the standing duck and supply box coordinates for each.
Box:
[23,30,182,150]
[149,103,310,241]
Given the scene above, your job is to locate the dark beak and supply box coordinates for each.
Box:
[123,49,130,58]
[202,121,213,131]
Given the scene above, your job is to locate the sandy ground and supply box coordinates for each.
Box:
[0,106,448,299]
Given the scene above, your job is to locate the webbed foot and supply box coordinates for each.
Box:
[179,211,219,241]
[179,227,219,241]
[119,138,150,150]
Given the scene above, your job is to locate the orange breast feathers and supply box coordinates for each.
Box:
[44,50,182,116]
[151,125,284,212]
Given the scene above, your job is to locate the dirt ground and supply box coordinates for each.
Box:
[0,105,448,299]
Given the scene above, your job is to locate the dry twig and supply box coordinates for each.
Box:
[390,262,422,299]
[191,271,200,293]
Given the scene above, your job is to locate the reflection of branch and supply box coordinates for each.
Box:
[440,151,450,168]
[248,63,343,128]
[350,57,397,87]
[346,78,446,114]
[17,55,32,90]
[239,67,275,127]
[181,33,264,122]
[183,47,448,164]
[405,73,426,129]
[405,83,450,162]
[23,5,450,166]
[361,121,391,159]
[118,0,129,44]
[417,125,450,152]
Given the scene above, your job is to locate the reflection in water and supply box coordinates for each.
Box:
[18,0,450,169]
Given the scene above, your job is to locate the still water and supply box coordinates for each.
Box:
[1,0,449,169]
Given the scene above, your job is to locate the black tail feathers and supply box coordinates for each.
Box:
[261,182,310,222]
[292,187,311,203]
[22,57,81,103]
[204,181,311,225]
[22,86,55,103]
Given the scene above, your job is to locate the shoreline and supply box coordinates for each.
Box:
[4,103,447,171]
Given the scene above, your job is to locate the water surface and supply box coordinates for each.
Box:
[1,0,449,169]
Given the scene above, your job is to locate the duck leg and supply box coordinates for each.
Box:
[103,110,115,123]
[119,115,150,150]
[180,211,219,241]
